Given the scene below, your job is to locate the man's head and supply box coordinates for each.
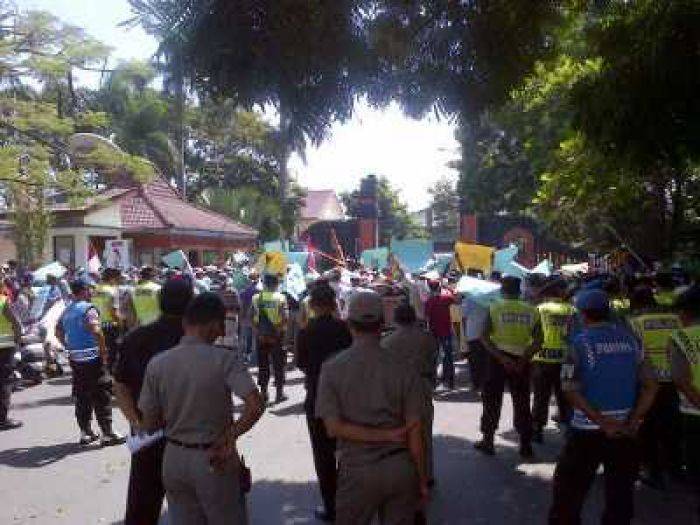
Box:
[540,279,567,300]
[160,278,194,317]
[309,283,337,315]
[427,279,440,293]
[102,268,121,284]
[675,285,700,325]
[262,273,279,290]
[183,292,225,344]
[248,271,259,284]
[70,277,94,300]
[140,266,155,282]
[501,276,521,298]
[629,285,657,312]
[347,290,383,337]
[394,302,417,326]
[655,272,675,291]
[575,289,610,324]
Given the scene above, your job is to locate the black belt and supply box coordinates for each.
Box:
[167,437,214,450]
[376,447,407,462]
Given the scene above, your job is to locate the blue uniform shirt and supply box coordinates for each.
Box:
[562,322,642,430]
[61,301,99,363]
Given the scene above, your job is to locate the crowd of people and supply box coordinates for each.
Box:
[0,256,699,524]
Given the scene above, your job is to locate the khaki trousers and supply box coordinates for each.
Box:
[162,442,247,525]
[336,451,419,525]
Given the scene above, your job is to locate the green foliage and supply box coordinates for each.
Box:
[342,175,427,245]
[428,177,459,240]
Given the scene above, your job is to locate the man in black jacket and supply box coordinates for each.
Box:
[113,278,193,525]
[297,283,352,522]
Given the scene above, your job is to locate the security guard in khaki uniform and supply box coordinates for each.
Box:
[316,291,428,525]
[92,268,123,370]
[130,267,162,326]
[252,273,288,404]
[531,280,575,443]
[382,302,438,483]
[670,285,700,486]
[0,292,23,430]
[476,276,540,459]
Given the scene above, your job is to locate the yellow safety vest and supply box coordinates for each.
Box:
[489,298,538,356]
[630,312,681,382]
[0,295,14,348]
[534,300,574,363]
[671,325,700,415]
[254,291,284,327]
[612,297,630,318]
[92,284,117,323]
[132,282,161,325]
[654,290,676,309]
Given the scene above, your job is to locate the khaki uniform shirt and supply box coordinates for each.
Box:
[382,325,438,396]
[315,337,424,467]
[139,335,256,444]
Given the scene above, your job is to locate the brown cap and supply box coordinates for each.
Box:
[347,290,383,323]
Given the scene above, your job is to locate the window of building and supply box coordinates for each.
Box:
[53,236,75,267]
[203,250,218,266]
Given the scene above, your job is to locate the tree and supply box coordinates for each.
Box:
[342,175,427,246]
[428,176,459,240]
[0,6,154,266]
[127,0,373,202]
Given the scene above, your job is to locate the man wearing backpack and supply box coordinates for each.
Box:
[253,273,289,404]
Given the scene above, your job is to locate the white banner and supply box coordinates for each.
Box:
[104,239,131,270]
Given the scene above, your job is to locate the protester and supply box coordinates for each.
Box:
[138,293,264,525]
[252,273,289,404]
[424,279,456,390]
[56,277,124,446]
[297,283,352,522]
[462,269,489,392]
[113,278,193,525]
[549,289,658,524]
[316,290,427,524]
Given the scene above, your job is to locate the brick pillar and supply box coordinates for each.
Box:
[460,213,478,243]
[357,175,379,251]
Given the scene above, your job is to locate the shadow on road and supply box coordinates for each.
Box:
[269,401,305,417]
[433,388,480,404]
[249,479,318,524]
[45,375,73,387]
[12,394,74,410]
[0,442,95,468]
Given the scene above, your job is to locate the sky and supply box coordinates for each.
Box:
[19,0,459,210]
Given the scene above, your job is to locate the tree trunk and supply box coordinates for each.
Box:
[172,51,186,199]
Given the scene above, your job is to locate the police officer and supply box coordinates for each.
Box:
[628,285,682,488]
[92,268,123,370]
[130,267,161,327]
[654,272,677,309]
[316,291,428,524]
[549,289,658,525]
[252,273,288,404]
[57,278,124,446]
[0,289,23,430]
[531,280,575,443]
[669,285,700,486]
[475,276,539,459]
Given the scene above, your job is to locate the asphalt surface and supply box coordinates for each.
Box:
[1,359,697,524]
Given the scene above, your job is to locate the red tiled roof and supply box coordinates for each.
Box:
[120,177,257,238]
[302,189,344,221]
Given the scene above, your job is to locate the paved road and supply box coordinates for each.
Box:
[1,359,697,524]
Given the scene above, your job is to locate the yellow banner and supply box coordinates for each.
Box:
[257,251,287,276]
[455,242,494,275]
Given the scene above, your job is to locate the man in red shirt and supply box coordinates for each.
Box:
[424,279,456,390]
